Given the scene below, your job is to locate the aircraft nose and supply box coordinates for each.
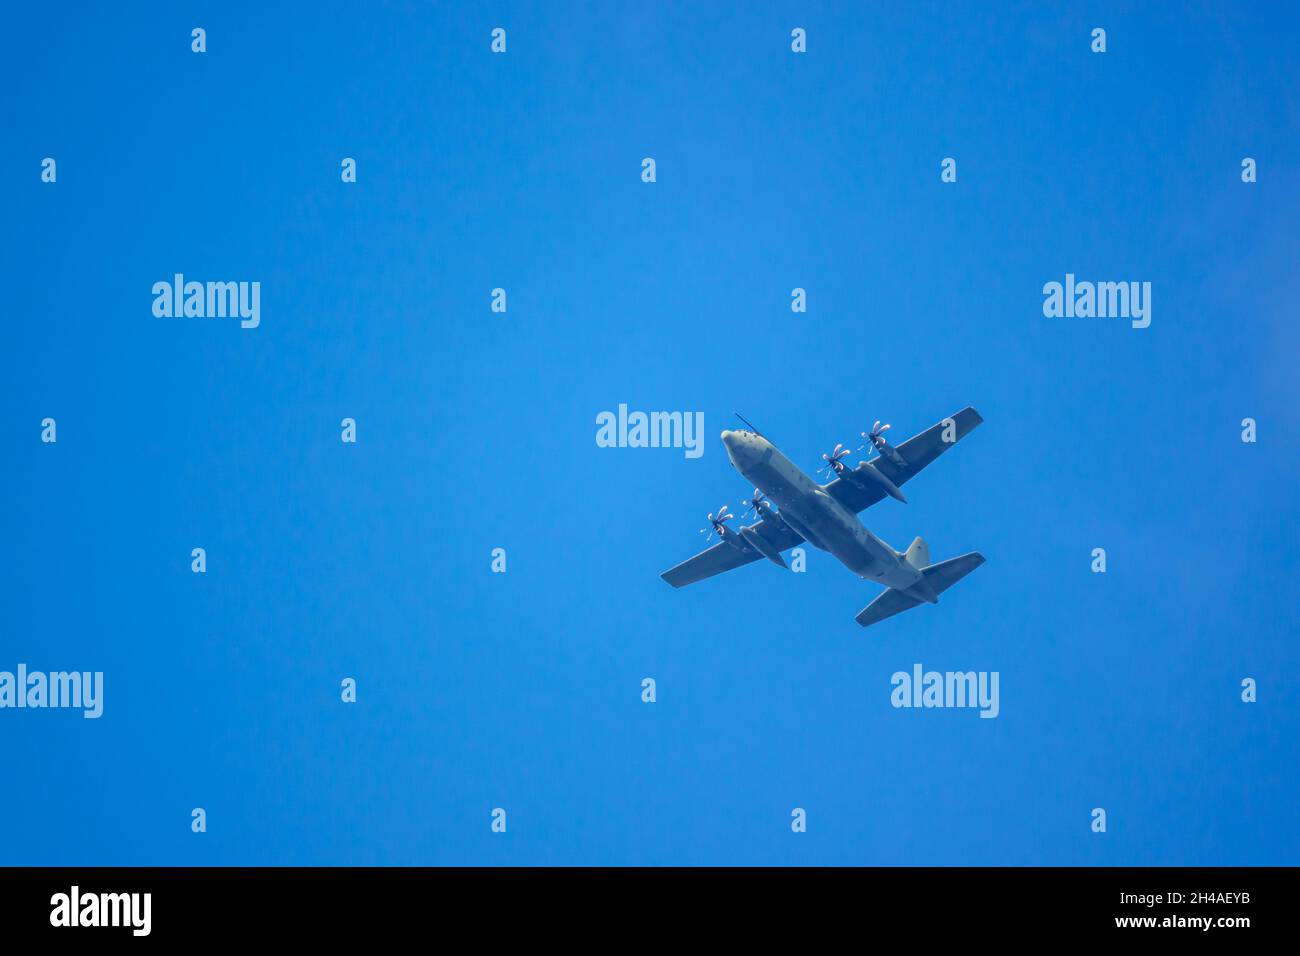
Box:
[721,430,752,466]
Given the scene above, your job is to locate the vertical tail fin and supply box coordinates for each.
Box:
[902,536,930,569]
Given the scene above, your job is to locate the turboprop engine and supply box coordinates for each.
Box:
[854,460,908,503]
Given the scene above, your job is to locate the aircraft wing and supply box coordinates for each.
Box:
[660,519,804,588]
[825,406,983,514]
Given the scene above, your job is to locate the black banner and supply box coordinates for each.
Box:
[0,867,1287,941]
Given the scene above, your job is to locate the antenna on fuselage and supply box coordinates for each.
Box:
[734,413,764,437]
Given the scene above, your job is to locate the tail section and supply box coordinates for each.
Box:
[854,552,986,629]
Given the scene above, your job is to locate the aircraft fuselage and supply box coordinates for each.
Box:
[721,429,924,591]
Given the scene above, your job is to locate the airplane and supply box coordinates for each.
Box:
[659,407,986,629]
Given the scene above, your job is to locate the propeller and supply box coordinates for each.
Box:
[819,443,852,478]
[860,419,908,467]
[860,421,892,452]
[739,488,769,521]
[698,504,734,541]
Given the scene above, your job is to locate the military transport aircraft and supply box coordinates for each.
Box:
[660,407,986,629]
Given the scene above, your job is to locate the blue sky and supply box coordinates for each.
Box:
[5,2,1298,865]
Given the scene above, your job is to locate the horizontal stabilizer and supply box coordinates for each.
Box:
[854,587,923,628]
[919,552,985,596]
[855,552,986,629]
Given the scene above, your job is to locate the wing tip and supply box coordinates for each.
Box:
[660,567,693,588]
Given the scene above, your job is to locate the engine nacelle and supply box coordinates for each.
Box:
[739,526,788,568]
[715,524,749,552]
[752,497,784,526]
[875,442,907,469]
[855,461,907,503]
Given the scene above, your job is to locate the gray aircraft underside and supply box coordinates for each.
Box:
[659,407,986,628]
